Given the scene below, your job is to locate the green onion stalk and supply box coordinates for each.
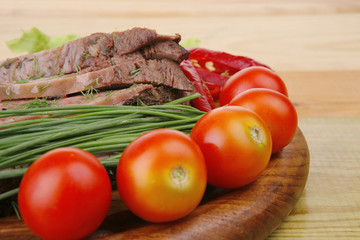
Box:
[0,93,205,200]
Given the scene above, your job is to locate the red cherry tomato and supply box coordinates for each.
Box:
[18,147,112,240]
[229,88,298,153]
[219,66,288,106]
[190,106,272,189]
[117,129,207,223]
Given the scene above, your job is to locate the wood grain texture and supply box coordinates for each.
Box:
[0,0,359,72]
[0,128,309,240]
[269,118,360,239]
[280,71,360,118]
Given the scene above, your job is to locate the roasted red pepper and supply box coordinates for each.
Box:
[180,60,215,112]
[205,82,221,102]
[180,48,270,109]
[194,68,228,88]
[187,47,271,98]
[189,47,270,76]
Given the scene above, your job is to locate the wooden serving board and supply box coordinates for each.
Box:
[0,128,309,240]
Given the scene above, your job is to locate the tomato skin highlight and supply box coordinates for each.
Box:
[219,66,288,106]
[117,129,207,223]
[190,106,272,189]
[18,147,112,240]
[229,88,298,153]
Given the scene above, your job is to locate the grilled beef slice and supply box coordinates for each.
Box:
[0,84,152,110]
[140,40,190,63]
[0,84,184,110]
[74,40,190,74]
[0,27,181,83]
[0,52,193,101]
[0,84,185,125]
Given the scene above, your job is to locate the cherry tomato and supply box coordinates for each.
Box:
[219,66,288,106]
[190,106,272,189]
[229,88,298,153]
[18,147,112,240]
[117,129,207,223]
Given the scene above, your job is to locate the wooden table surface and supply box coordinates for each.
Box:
[0,0,359,239]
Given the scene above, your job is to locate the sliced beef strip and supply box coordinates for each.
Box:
[0,28,181,83]
[0,84,153,110]
[83,40,190,72]
[0,39,190,89]
[140,40,190,63]
[124,85,191,106]
[0,84,188,125]
[0,52,194,101]
[110,52,193,90]
[66,40,190,75]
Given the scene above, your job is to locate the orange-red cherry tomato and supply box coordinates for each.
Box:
[117,129,207,223]
[230,88,298,153]
[190,106,272,189]
[219,66,288,106]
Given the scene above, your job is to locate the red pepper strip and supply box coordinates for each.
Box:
[188,47,271,76]
[180,60,215,112]
[206,82,221,101]
[195,68,228,87]
[190,58,239,77]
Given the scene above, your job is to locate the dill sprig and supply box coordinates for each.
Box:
[75,63,82,72]
[109,59,115,66]
[80,86,100,100]
[21,98,52,109]
[12,73,46,84]
[34,56,40,73]
[116,68,122,79]
[81,52,91,60]
[12,78,29,84]
[85,77,100,89]
[129,65,142,78]
[37,84,51,93]
[104,91,114,101]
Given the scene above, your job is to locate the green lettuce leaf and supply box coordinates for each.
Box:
[48,33,80,49]
[6,27,80,54]
[180,38,201,48]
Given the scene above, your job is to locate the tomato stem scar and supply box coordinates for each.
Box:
[170,165,189,186]
[249,125,265,145]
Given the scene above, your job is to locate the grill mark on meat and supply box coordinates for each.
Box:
[0,28,181,83]
[0,52,193,101]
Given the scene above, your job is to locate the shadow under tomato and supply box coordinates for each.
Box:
[88,185,235,238]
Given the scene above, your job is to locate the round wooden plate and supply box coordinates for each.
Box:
[0,128,309,240]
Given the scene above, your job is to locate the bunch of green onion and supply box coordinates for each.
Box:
[0,93,204,200]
